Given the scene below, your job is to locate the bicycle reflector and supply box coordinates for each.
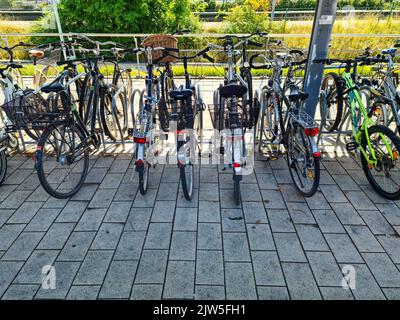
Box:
[136,159,144,167]
[233,162,241,168]
[134,137,147,144]
[305,127,319,137]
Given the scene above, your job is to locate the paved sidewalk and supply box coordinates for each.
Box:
[1,151,400,300]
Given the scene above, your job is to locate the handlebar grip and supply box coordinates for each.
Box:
[202,52,214,63]
[291,59,308,66]
[247,40,263,48]
[164,47,179,53]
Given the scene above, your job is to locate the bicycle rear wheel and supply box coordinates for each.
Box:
[361,125,400,200]
[320,73,344,132]
[138,161,150,195]
[36,121,89,199]
[0,149,7,185]
[286,124,320,197]
[233,174,241,206]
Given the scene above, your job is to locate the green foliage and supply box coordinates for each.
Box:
[224,2,268,33]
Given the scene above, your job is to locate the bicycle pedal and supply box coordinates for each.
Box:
[346,141,358,152]
[220,147,225,155]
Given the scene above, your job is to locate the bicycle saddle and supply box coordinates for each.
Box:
[29,50,45,59]
[169,88,192,101]
[288,89,309,102]
[41,78,64,93]
[382,48,397,56]
[219,84,247,98]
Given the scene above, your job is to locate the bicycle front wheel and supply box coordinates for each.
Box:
[361,125,400,200]
[36,122,89,199]
[286,124,320,197]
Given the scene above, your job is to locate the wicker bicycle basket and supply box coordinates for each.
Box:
[142,34,178,64]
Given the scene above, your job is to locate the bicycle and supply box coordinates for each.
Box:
[209,33,265,205]
[316,57,400,200]
[160,46,214,200]
[254,50,321,197]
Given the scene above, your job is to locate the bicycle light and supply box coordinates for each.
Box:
[134,137,147,144]
[305,127,320,137]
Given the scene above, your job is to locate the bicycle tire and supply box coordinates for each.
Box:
[0,149,7,185]
[36,121,89,199]
[242,68,254,127]
[138,162,150,195]
[180,164,194,200]
[360,125,400,200]
[321,72,344,132]
[233,174,241,206]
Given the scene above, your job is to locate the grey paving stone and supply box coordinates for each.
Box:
[324,233,364,263]
[135,250,169,284]
[279,184,306,203]
[132,188,157,208]
[376,203,400,225]
[269,158,287,170]
[274,233,307,263]
[2,232,44,261]
[144,223,172,250]
[320,184,348,203]
[85,168,108,184]
[267,209,295,233]
[156,182,178,201]
[377,235,400,264]
[91,223,124,250]
[282,262,321,300]
[223,232,251,262]
[345,264,386,300]
[218,173,233,190]
[0,191,32,209]
[14,250,59,284]
[114,231,146,260]
[198,201,220,223]
[305,191,331,210]
[98,260,138,299]
[35,261,80,299]
[225,262,257,300]
[219,188,242,209]
[58,231,96,261]
[256,173,278,190]
[103,202,132,223]
[99,173,124,189]
[363,185,394,204]
[0,261,24,297]
[254,160,272,173]
[0,209,13,228]
[246,224,275,251]
[0,185,18,202]
[94,156,114,168]
[42,196,68,209]
[382,288,400,300]
[125,207,152,231]
[331,174,360,192]
[345,191,377,211]
[345,225,384,253]
[169,231,196,261]
[25,208,61,232]
[295,224,330,251]
[286,202,316,225]
[362,253,400,287]
[88,189,116,209]
[174,207,197,231]
[56,201,88,223]
[75,208,107,231]
[0,224,25,250]
[114,183,138,201]
[110,159,130,173]
[161,167,180,183]
[67,285,100,300]
[151,201,175,223]
[242,202,268,224]
[8,202,43,224]
[200,168,218,183]
[196,250,224,285]
[177,188,199,208]
[5,169,32,185]
[221,209,245,232]
[37,223,75,250]
[252,251,285,286]
[273,169,293,184]
[240,184,262,202]
[199,183,219,201]
[261,189,286,209]
[131,284,163,300]
[346,169,370,186]
[195,285,225,300]
[74,250,113,285]
[323,161,347,175]
[312,209,345,233]
[2,284,38,300]
[257,286,289,300]
[320,170,336,185]
[307,252,342,287]
[197,223,222,250]
[163,261,195,299]
[330,202,365,225]
[358,210,395,235]
[320,287,354,300]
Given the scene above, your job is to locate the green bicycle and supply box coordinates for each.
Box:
[316,57,400,200]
